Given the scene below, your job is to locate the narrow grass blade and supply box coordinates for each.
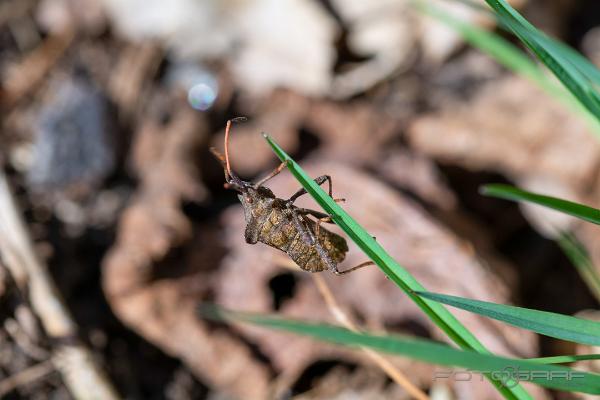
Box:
[200,305,600,395]
[264,135,531,399]
[481,184,600,225]
[449,0,600,88]
[528,354,600,365]
[558,232,600,303]
[540,37,600,89]
[483,0,600,122]
[418,1,600,135]
[416,291,600,346]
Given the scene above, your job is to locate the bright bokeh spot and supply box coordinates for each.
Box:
[188,82,217,111]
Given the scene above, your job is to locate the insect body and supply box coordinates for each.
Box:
[211,118,372,275]
[238,185,348,272]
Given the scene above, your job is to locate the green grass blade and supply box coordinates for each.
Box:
[558,232,600,303]
[540,36,600,88]
[528,354,600,365]
[481,184,600,225]
[200,305,600,395]
[264,135,531,399]
[450,0,600,88]
[483,0,600,121]
[416,291,600,346]
[418,1,600,135]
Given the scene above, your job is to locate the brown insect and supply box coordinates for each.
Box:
[210,118,373,275]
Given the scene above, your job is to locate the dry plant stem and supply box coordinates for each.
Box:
[1,27,74,108]
[4,318,49,360]
[108,42,162,115]
[311,274,429,400]
[0,359,55,397]
[0,172,120,400]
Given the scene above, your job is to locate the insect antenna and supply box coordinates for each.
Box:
[209,117,248,192]
[224,117,247,182]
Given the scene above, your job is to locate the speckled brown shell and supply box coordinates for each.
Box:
[247,199,348,272]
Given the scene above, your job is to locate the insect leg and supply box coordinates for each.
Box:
[288,175,333,203]
[289,207,316,245]
[209,148,228,179]
[296,208,331,220]
[294,203,371,275]
[333,261,375,275]
[293,211,349,275]
[314,216,332,238]
[254,162,286,188]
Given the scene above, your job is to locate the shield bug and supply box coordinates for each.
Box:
[210,118,373,275]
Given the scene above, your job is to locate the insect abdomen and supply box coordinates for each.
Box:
[258,207,348,272]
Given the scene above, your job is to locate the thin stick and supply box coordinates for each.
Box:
[2,28,74,108]
[0,359,55,397]
[312,274,429,400]
[0,172,120,400]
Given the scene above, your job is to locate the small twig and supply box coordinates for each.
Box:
[0,359,55,397]
[107,42,162,116]
[4,318,49,360]
[1,27,74,108]
[312,274,429,400]
[0,172,120,400]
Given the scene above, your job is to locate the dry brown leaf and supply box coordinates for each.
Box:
[107,42,162,117]
[329,0,525,97]
[408,76,600,236]
[377,147,457,210]
[104,103,206,295]
[304,100,399,165]
[231,0,338,96]
[409,76,600,189]
[408,77,600,192]
[102,0,338,96]
[303,99,456,209]
[328,0,417,99]
[408,71,600,270]
[103,104,274,399]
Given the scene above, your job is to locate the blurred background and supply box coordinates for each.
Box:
[0,0,600,399]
